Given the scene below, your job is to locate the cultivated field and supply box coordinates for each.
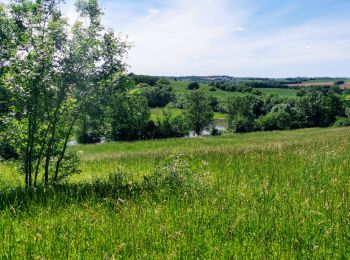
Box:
[288,82,336,87]
[288,80,350,89]
[1,127,349,258]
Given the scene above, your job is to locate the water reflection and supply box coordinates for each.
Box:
[189,119,228,137]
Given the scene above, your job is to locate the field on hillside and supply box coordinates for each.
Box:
[170,80,298,98]
[1,128,349,258]
[288,82,336,87]
[258,87,299,97]
[288,80,350,89]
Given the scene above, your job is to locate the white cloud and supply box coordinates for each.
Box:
[233,27,247,32]
[2,0,350,77]
[147,8,160,16]
[101,0,350,77]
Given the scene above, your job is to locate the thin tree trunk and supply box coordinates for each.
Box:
[34,121,52,187]
[53,103,84,182]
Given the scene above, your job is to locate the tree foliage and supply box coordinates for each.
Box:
[1,0,129,187]
[184,91,213,135]
[141,82,175,108]
[111,94,151,141]
[187,82,200,90]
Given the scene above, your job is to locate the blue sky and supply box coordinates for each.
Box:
[4,0,350,77]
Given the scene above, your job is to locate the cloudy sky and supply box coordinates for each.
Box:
[4,0,350,77]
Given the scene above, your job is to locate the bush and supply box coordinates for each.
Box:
[55,152,81,182]
[210,128,221,136]
[256,110,292,131]
[141,84,175,108]
[335,80,345,86]
[229,115,255,133]
[333,117,350,127]
[104,156,209,200]
[156,78,170,85]
[209,86,216,92]
[187,82,200,90]
[0,140,19,160]
[78,133,101,144]
[154,111,189,139]
[251,89,263,96]
[143,155,208,199]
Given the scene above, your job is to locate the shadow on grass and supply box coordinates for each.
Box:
[0,159,209,211]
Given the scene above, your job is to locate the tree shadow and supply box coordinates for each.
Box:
[0,167,208,211]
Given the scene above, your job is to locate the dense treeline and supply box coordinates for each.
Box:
[129,74,160,86]
[210,81,292,94]
[227,89,349,133]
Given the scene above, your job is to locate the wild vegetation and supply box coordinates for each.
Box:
[1,0,350,258]
[1,127,350,258]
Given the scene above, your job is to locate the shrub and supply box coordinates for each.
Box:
[256,111,292,131]
[229,115,255,133]
[141,84,175,108]
[335,80,345,86]
[156,78,170,85]
[0,140,19,160]
[210,128,221,136]
[251,89,263,96]
[105,156,209,200]
[143,155,208,199]
[78,133,101,144]
[333,117,350,127]
[187,82,200,90]
[55,152,81,182]
[209,86,216,92]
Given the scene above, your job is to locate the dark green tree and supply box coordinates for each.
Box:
[226,95,264,132]
[141,82,175,108]
[295,90,332,127]
[111,94,151,141]
[187,82,200,90]
[184,90,213,135]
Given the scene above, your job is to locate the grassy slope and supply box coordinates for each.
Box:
[170,80,298,98]
[304,78,349,83]
[1,127,350,258]
[258,87,298,97]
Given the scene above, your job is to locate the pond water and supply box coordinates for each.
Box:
[67,120,229,145]
[188,119,228,137]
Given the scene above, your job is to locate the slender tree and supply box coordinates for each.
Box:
[3,0,130,187]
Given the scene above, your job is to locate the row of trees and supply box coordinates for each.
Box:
[106,90,213,141]
[227,90,349,133]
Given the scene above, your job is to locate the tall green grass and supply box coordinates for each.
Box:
[0,127,349,258]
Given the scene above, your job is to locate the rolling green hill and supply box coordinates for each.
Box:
[170,80,299,98]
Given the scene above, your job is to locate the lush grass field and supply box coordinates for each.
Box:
[1,127,350,258]
[258,87,299,97]
[170,80,298,98]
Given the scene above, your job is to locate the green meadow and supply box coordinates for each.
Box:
[170,80,299,98]
[1,127,349,258]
